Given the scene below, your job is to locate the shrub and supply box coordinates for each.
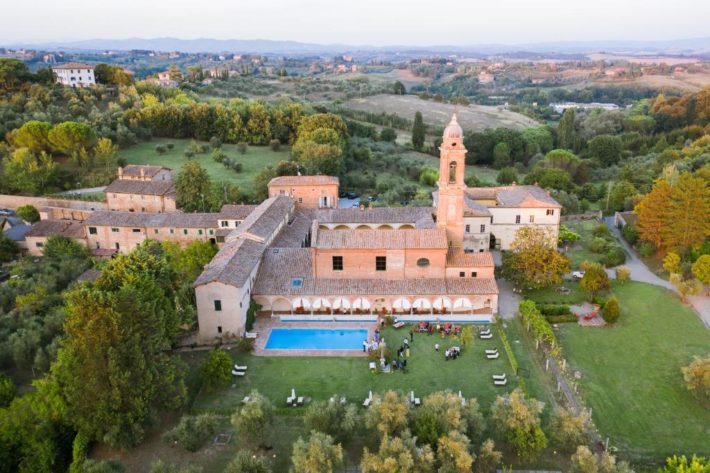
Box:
[166,143,175,151]
[0,373,16,407]
[537,303,571,316]
[212,149,227,163]
[589,237,609,254]
[184,150,194,159]
[379,128,397,142]
[232,162,243,173]
[615,266,630,284]
[200,144,210,154]
[269,139,281,151]
[496,167,518,185]
[601,245,626,267]
[246,300,260,332]
[209,136,222,149]
[602,296,620,324]
[224,451,272,473]
[637,241,655,258]
[200,348,232,390]
[546,314,578,324]
[162,413,220,452]
[621,224,639,245]
[155,144,166,154]
[237,142,248,154]
[592,224,611,239]
[15,204,40,223]
[237,337,255,353]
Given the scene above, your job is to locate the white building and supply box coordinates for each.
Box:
[52,63,95,88]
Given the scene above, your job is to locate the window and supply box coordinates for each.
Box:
[170,229,174,234]
[209,229,214,235]
[376,256,387,271]
[515,215,521,224]
[546,209,554,216]
[221,220,229,227]
[111,227,119,233]
[459,271,465,277]
[449,161,457,183]
[217,326,222,334]
[198,229,203,235]
[154,229,159,234]
[465,224,470,233]
[36,242,44,248]
[291,278,303,287]
[132,228,141,233]
[471,271,478,277]
[298,197,303,203]
[88,227,97,235]
[529,215,535,223]
[480,224,486,233]
[214,300,222,311]
[332,256,343,271]
[115,242,120,250]
[183,229,188,235]
[416,258,430,267]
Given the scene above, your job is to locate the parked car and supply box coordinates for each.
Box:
[345,192,358,199]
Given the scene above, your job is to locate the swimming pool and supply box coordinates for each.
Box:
[265,328,368,350]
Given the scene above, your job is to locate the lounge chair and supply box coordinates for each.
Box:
[245,331,258,339]
[480,333,493,340]
[296,396,304,406]
[363,390,373,407]
[492,374,507,381]
[410,391,420,406]
[486,352,500,359]
[234,364,247,371]
[480,328,491,335]
[494,378,508,386]
[241,396,251,404]
[485,349,499,355]
[231,369,246,376]
[393,321,405,328]
[287,388,296,405]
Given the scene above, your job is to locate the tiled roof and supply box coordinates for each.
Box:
[228,195,294,243]
[193,238,265,287]
[85,211,218,228]
[52,62,94,70]
[463,196,491,217]
[465,185,561,208]
[269,175,339,186]
[617,211,638,225]
[315,228,448,249]
[315,207,435,225]
[120,165,171,178]
[270,210,314,248]
[446,248,494,267]
[254,247,497,296]
[3,223,32,241]
[219,204,257,220]
[76,268,102,283]
[105,179,175,196]
[27,220,85,238]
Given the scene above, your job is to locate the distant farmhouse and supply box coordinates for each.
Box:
[52,62,95,88]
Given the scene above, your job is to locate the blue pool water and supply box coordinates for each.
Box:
[265,328,368,350]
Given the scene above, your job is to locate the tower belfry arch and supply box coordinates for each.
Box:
[435,114,467,247]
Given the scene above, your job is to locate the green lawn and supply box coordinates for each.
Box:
[194,325,521,414]
[117,138,289,193]
[555,282,710,460]
[563,220,606,269]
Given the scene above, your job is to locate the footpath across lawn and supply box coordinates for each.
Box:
[555,282,710,461]
[194,325,524,414]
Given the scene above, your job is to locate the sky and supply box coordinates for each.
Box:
[2,0,710,46]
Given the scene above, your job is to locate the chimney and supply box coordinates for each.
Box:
[140,167,145,179]
[368,202,373,210]
[511,181,516,186]
[534,181,538,186]
[117,166,123,179]
[359,204,365,211]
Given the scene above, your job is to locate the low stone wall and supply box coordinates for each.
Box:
[0,194,107,221]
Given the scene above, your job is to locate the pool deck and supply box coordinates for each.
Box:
[252,316,380,357]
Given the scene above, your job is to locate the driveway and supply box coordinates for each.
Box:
[604,217,710,328]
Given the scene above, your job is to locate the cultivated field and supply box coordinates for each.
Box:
[343,94,541,131]
[594,73,710,93]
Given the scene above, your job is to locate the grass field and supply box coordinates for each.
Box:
[552,282,710,461]
[194,324,522,413]
[118,138,289,193]
[343,94,541,132]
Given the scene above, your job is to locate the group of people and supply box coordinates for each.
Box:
[444,346,462,361]
[363,329,385,353]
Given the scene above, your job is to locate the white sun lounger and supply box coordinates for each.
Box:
[485,349,499,355]
[245,332,258,339]
[480,328,491,335]
[486,352,500,359]
[494,378,508,386]
[234,364,247,371]
[363,390,373,407]
[480,333,493,339]
[287,388,296,405]
[492,374,507,380]
[231,369,246,376]
[410,391,421,406]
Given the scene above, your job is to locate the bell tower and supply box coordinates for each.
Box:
[436,114,466,247]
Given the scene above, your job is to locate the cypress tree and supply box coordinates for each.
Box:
[412,111,425,151]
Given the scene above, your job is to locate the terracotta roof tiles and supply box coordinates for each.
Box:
[315,228,448,249]
[269,175,339,186]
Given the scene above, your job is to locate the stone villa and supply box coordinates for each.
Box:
[5,115,561,343]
